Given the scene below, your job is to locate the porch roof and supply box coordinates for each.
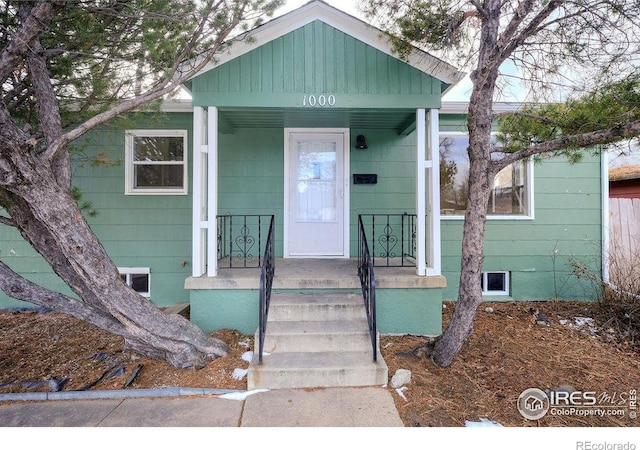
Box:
[214,107,417,135]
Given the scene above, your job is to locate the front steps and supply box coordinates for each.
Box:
[247,293,388,390]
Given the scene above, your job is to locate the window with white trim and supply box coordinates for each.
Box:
[119,267,150,297]
[439,133,532,218]
[125,130,188,195]
[481,271,509,296]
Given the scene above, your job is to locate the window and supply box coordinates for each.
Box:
[481,271,509,296]
[439,133,532,218]
[119,267,150,297]
[125,130,188,195]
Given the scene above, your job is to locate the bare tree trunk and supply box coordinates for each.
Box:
[0,139,228,369]
[428,0,502,367]
[430,161,493,366]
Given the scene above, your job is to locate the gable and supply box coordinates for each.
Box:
[191,20,447,109]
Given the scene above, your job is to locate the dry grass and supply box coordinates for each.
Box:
[1,301,639,427]
[382,301,640,427]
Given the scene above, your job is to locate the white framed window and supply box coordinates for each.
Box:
[439,133,534,219]
[481,271,510,296]
[125,129,188,195]
[119,267,150,297]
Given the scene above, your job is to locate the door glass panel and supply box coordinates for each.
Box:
[295,141,337,222]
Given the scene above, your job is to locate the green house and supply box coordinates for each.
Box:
[0,1,606,339]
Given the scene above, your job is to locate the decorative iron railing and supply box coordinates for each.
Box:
[358,215,378,362]
[257,216,275,364]
[217,214,273,268]
[358,213,417,267]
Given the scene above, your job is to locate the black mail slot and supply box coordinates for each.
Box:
[353,174,378,184]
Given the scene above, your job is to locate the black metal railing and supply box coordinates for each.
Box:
[358,213,417,267]
[358,215,378,362]
[258,215,275,364]
[217,214,273,268]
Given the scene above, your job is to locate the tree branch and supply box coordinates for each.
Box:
[0,260,127,336]
[27,39,69,188]
[497,0,562,64]
[492,119,640,171]
[496,0,537,50]
[468,0,488,18]
[0,1,64,85]
[0,216,16,227]
[42,3,240,161]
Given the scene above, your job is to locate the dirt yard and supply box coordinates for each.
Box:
[1,300,639,427]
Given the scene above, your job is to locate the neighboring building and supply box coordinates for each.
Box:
[608,147,640,286]
[0,1,606,337]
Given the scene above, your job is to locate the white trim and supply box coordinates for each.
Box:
[481,271,510,296]
[187,1,464,86]
[416,109,426,276]
[602,150,610,284]
[207,107,219,277]
[118,267,151,298]
[124,129,188,195]
[192,107,205,277]
[440,101,526,114]
[439,131,535,220]
[427,108,442,276]
[283,127,350,258]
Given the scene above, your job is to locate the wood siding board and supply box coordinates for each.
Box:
[260,42,275,92]
[293,28,305,93]
[271,36,284,93]
[240,53,252,93]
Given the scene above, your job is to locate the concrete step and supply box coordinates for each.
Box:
[247,351,388,390]
[259,319,372,353]
[267,293,364,321]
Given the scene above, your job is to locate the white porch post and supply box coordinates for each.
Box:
[207,107,219,277]
[416,109,427,276]
[416,108,442,277]
[426,108,442,276]
[191,106,219,277]
[192,106,207,277]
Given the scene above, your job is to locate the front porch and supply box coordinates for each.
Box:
[186,258,446,336]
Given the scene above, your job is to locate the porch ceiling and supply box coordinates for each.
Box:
[218,108,416,135]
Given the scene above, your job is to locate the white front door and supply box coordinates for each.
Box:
[285,129,349,257]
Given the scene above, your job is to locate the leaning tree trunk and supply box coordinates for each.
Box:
[0,140,228,369]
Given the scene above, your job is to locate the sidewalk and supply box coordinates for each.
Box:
[0,386,404,427]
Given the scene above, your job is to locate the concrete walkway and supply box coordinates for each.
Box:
[0,387,404,427]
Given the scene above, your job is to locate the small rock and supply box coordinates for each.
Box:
[485,307,494,313]
[390,369,411,388]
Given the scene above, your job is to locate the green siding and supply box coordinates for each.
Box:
[0,113,195,308]
[192,21,442,109]
[0,111,604,318]
[441,155,603,301]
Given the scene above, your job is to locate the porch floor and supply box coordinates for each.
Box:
[184,259,446,290]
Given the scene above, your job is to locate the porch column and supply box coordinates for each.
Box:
[416,108,442,277]
[416,109,427,276]
[192,106,207,277]
[191,106,219,277]
[426,108,442,276]
[206,107,219,277]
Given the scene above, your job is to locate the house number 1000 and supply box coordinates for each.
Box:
[303,94,336,107]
